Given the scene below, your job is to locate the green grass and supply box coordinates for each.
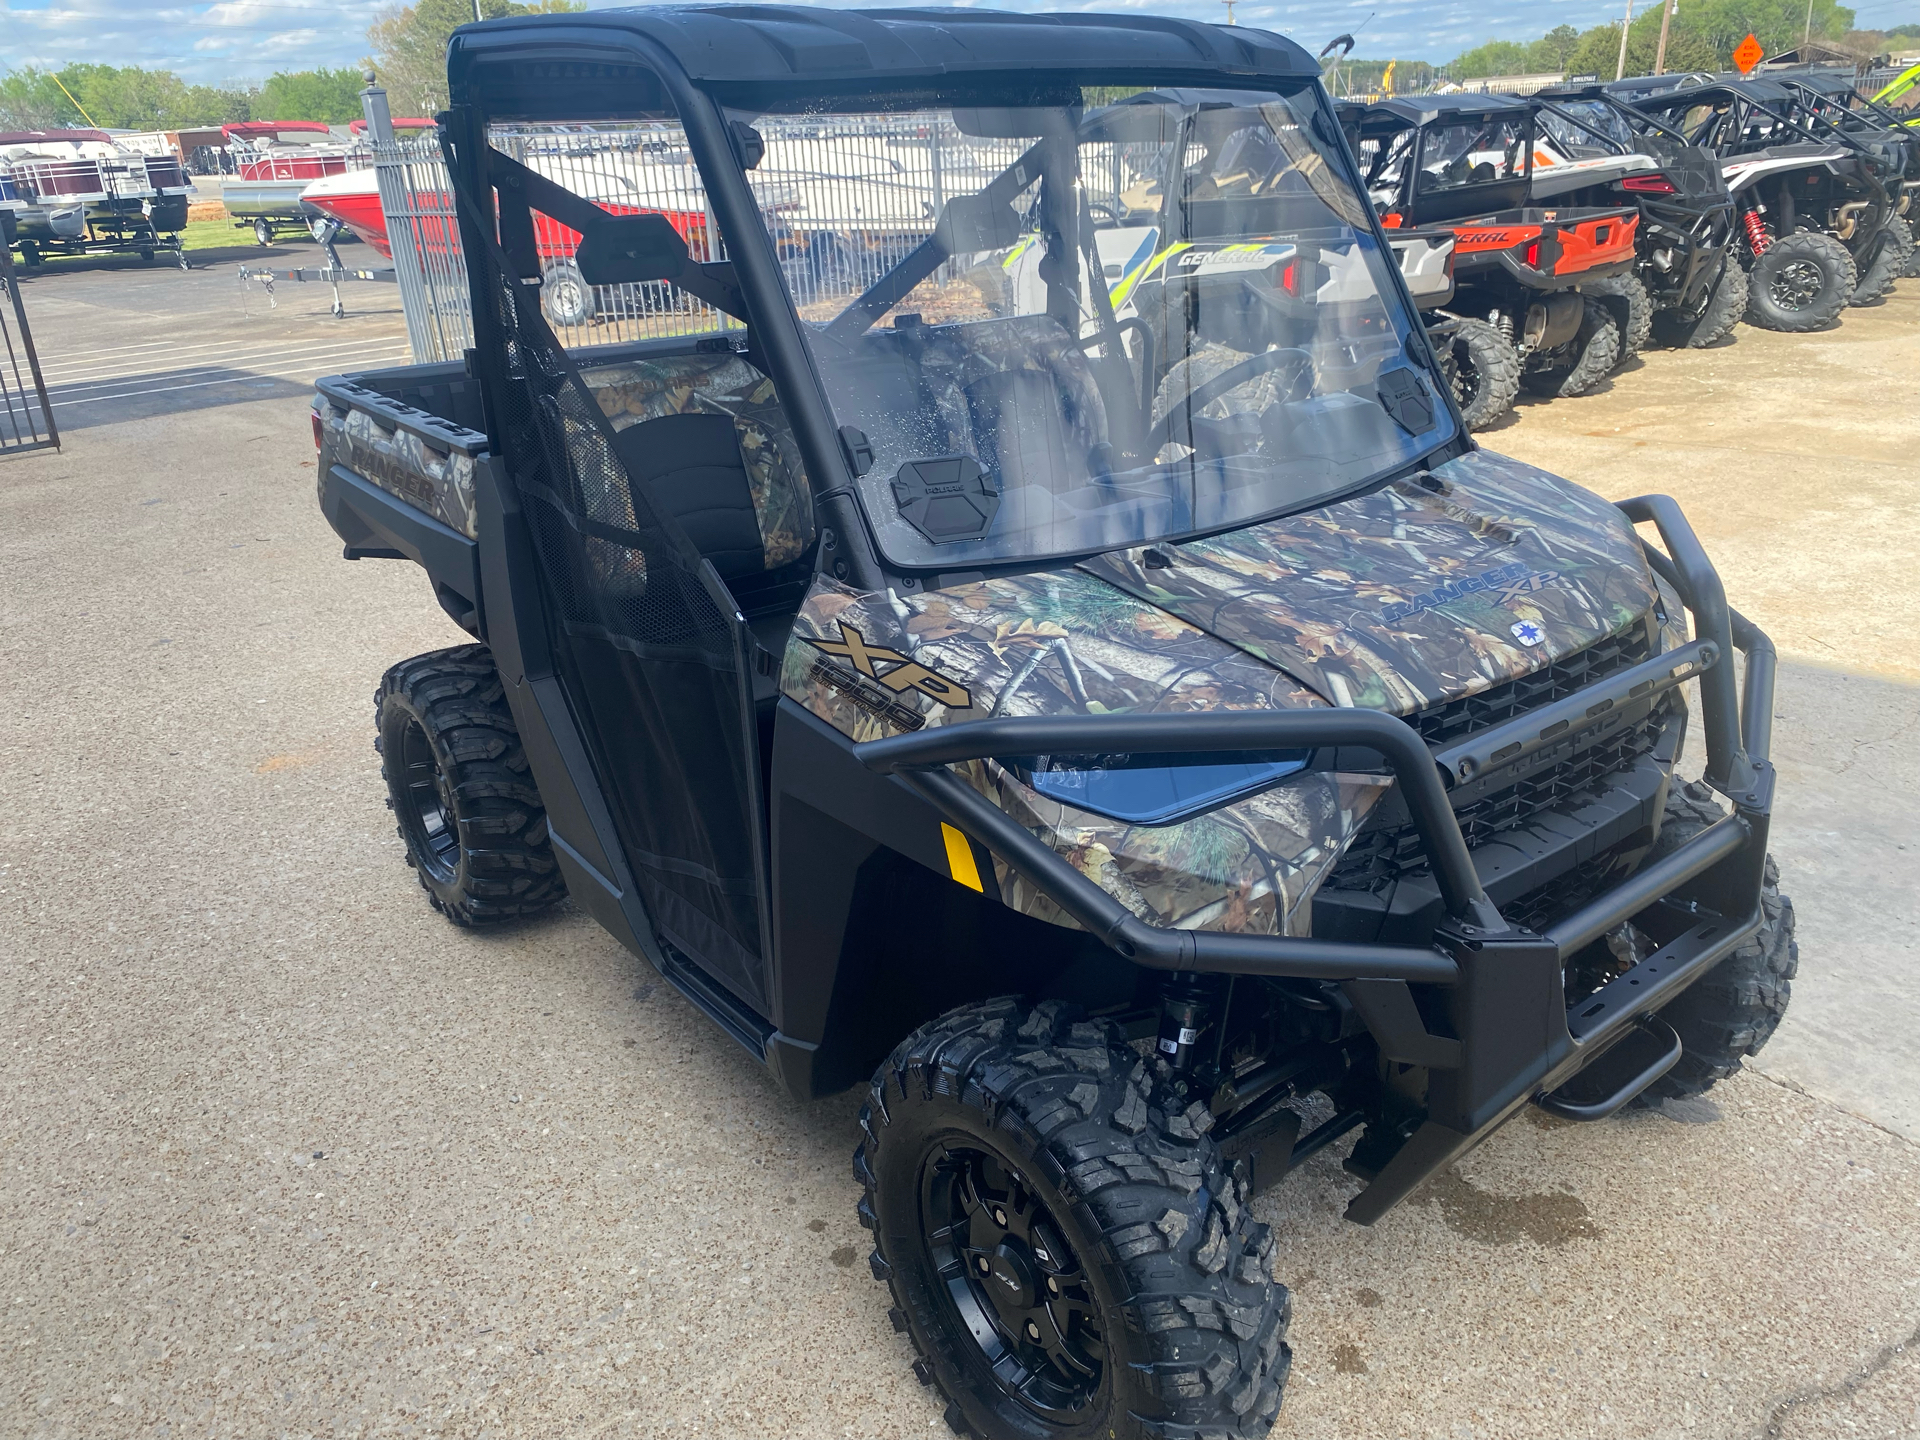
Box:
[181,216,260,252]
[10,215,329,269]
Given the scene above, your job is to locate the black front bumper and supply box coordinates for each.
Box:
[857,494,1777,1223]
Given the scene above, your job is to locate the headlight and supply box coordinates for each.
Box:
[1002,750,1311,826]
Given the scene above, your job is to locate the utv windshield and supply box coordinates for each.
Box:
[728,87,1449,569]
[1415,115,1528,193]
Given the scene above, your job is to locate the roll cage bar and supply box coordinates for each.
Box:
[1531,89,1696,155]
[1624,80,1855,153]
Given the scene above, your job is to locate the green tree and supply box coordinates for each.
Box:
[367,0,585,116]
[1564,13,1717,79]
[1449,39,1532,78]
[258,68,365,123]
[1528,24,1585,69]
[0,64,252,130]
[0,69,77,130]
[1687,0,1856,62]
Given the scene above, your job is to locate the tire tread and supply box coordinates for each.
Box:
[857,998,1292,1439]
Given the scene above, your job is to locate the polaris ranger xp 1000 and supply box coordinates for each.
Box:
[313,9,1795,1438]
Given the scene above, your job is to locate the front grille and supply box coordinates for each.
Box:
[1405,624,1652,749]
[1327,622,1662,897]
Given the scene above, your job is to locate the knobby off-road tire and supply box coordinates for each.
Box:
[1587,272,1653,360]
[1884,214,1916,281]
[1901,213,1920,278]
[1744,231,1855,332]
[1650,258,1747,349]
[1848,223,1903,306]
[1521,295,1621,399]
[1433,316,1521,431]
[375,645,567,926]
[1638,781,1798,1103]
[857,997,1291,1440]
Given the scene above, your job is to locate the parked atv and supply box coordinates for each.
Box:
[1341,93,1640,401]
[1616,75,1894,327]
[1774,68,1919,281]
[314,12,1793,1438]
[1530,84,1746,349]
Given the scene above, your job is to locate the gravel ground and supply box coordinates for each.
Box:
[1,263,1916,1440]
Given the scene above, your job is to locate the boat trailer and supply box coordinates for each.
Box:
[237,219,395,319]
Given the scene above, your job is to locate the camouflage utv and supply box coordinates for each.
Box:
[314,9,1794,1438]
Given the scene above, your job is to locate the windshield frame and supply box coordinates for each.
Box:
[718,78,1464,574]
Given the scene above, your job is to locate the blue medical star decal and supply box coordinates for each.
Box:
[1510,620,1546,647]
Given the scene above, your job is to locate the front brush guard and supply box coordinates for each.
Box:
[857,494,1777,1223]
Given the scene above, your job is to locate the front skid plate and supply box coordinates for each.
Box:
[1343,908,1762,1226]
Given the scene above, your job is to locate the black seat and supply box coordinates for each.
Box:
[606,411,799,717]
[609,412,769,580]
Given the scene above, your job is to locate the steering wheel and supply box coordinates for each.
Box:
[1146,347,1314,456]
[1086,199,1120,224]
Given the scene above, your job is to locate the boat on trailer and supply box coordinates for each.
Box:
[0,129,190,267]
[221,121,361,245]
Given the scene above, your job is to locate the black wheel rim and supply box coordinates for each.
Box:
[1447,339,1484,411]
[1770,258,1824,311]
[397,717,460,883]
[919,1139,1105,1423]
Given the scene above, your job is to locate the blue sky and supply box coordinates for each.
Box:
[4,0,1918,83]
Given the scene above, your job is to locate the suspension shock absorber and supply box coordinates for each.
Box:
[1155,971,1224,1084]
[1741,204,1772,257]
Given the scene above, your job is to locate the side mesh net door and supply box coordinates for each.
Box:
[467,125,772,1014]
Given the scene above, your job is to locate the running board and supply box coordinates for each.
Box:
[657,945,777,1060]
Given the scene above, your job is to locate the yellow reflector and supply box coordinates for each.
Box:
[941,823,984,892]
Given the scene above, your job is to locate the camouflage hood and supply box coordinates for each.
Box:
[784,449,1657,732]
[1082,450,1656,714]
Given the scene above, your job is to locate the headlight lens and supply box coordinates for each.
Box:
[1002,750,1311,827]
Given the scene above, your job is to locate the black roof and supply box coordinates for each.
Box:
[1338,92,1531,128]
[1608,72,1799,104]
[1774,67,1866,95]
[448,5,1315,112]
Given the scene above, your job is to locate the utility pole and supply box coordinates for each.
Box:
[472,0,483,22]
[1221,0,1237,23]
[1654,0,1676,74]
[1804,0,1815,47]
[1615,0,1636,80]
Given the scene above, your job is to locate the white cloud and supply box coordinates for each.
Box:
[3,0,387,78]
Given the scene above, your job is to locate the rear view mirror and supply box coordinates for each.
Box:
[933,193,1025,255]
[575,212,689,285]
[954,107,1067,138]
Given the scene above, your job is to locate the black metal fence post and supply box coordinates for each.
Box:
[0,237,59,455]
